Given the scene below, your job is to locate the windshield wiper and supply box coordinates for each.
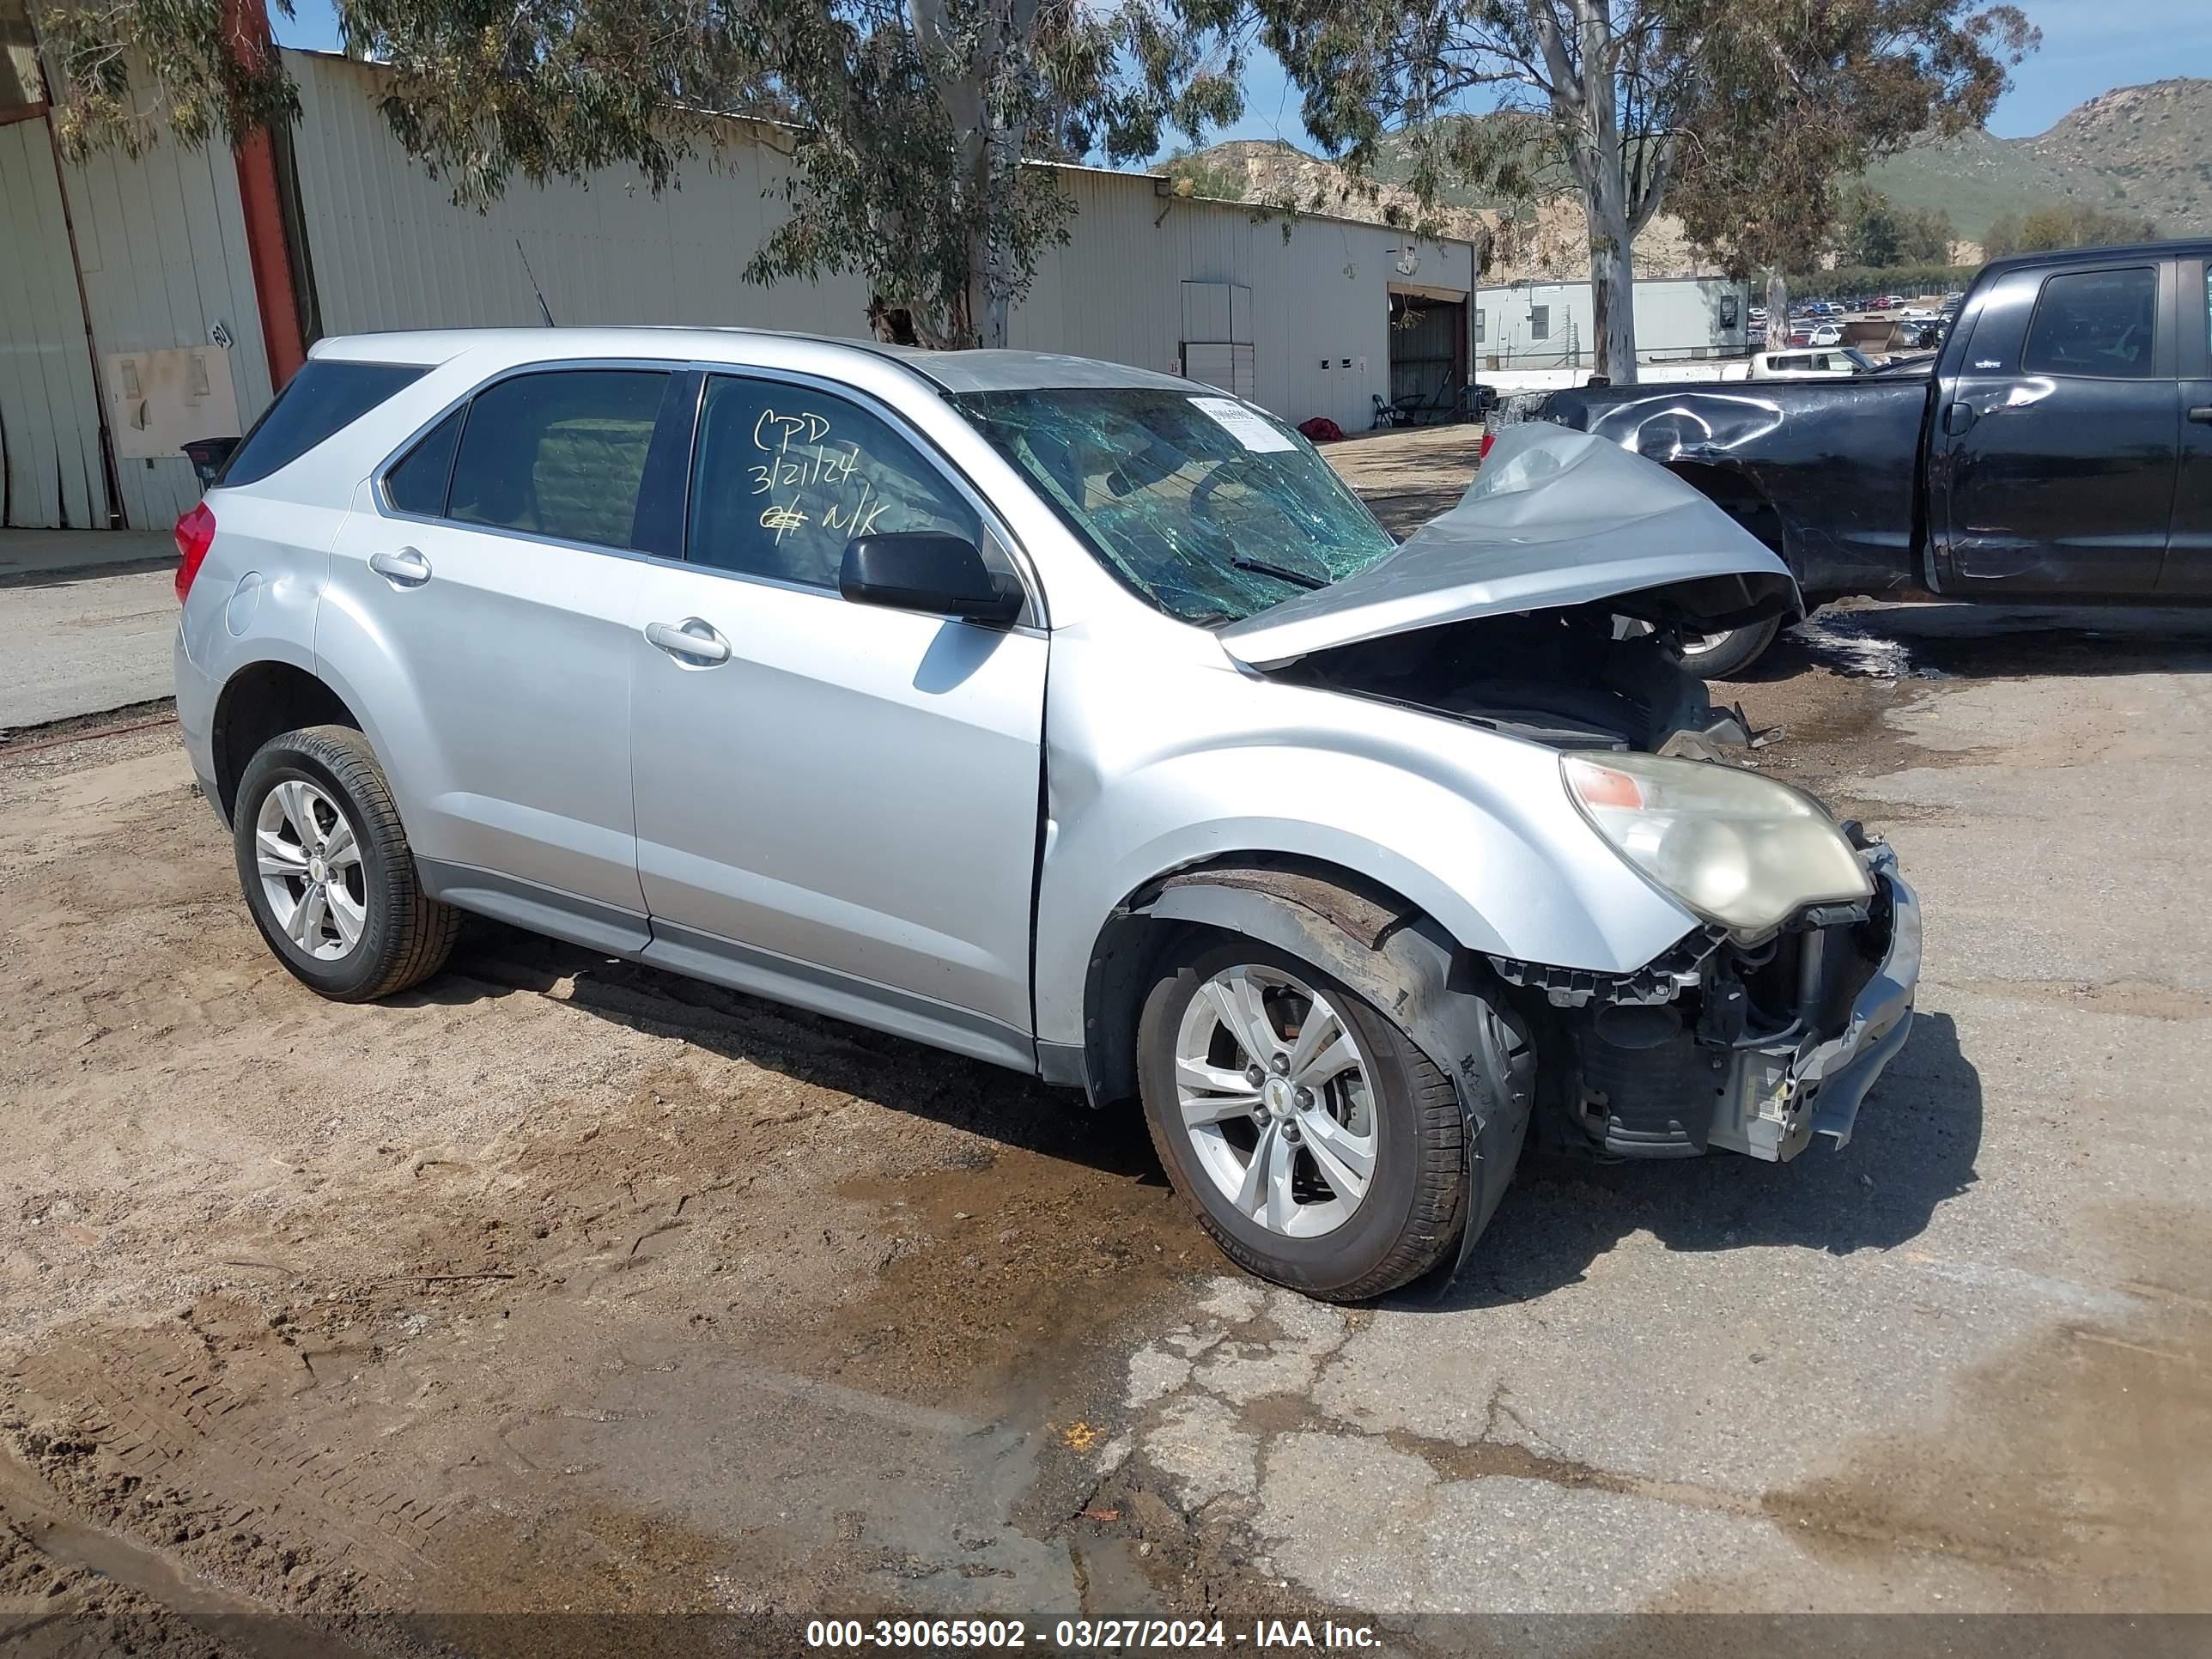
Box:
[1231,555,1328,592]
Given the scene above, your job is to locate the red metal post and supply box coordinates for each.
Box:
[223,0,306,387]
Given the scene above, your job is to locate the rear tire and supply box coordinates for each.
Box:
[1680,614,1782,679]
[1137,938,1465,1302]
[232,725,459,1001]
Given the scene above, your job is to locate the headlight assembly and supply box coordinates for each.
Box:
[1563,750,1873,937]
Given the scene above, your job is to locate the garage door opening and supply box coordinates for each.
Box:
[1387,290,1468,424]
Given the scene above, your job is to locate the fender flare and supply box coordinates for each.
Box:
[1139,866,1534,1276]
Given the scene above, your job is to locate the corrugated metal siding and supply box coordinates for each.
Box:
[59,135,270,526]
[286,52,1474,434]
[0,117,106,528]
[291,54,874,337]
[1017,171,1472,434]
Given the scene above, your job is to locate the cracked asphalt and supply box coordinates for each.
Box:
[1095,601,2212,1624]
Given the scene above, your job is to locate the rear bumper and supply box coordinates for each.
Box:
[1707,848,1920,1160]
[173,625,224,824]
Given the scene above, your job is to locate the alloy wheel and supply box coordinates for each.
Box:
[1172,963,1380,1238]
[253,780,368,960]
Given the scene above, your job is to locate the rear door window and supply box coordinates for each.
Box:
[447,369,670,550]
[219,360,427,486]
[2022,268,2159,379]
[383,407,464,516]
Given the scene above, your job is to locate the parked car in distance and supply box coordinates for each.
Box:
[1749,348,1878,380]
[174,331,1921,1302]
[1504,240,2212,675]
[1806,323,1844,347]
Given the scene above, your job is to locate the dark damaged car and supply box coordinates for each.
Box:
[1504,239,2212,674]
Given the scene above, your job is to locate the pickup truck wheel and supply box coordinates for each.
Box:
[1137,939,1463,1302]
[232,725,460,1002]
[1680,614,1782,679]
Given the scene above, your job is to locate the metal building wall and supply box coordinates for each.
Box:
[290,53,874,338]
[288,57,1474,435]
[1476,276,1750,370]
[1017,168,1472,434]
[57,135,272,527]
[0,115,106,528]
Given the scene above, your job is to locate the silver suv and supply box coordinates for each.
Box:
[174,329,1919,1300]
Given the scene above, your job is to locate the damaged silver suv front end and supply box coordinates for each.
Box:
[1216,423,1923,1176]
[1492,836,1919,1163]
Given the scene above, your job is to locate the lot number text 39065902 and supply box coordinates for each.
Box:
[805,1618,1382,1650]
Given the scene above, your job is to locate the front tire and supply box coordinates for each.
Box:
[232,724,459,1001]
[1679,615,1783,679]
[1137,939,1465,1302]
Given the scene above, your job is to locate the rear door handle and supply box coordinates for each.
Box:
[368,547,431,587]
[1942,401,1976,436]
[644,618,731,665]
[2189,404,2212,425]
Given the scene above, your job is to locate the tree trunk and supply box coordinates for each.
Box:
[1588,213,1637,385]
[1765,269,1789,353]
[1565,0,1637,384]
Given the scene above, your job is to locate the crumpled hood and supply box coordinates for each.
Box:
[1218,422,1799,669]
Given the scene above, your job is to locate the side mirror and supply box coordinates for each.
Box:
[839,532,1024,627]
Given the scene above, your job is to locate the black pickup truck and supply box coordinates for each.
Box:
[1511,240,2212,674]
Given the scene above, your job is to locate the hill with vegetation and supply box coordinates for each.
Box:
[1863,78,2209,240]
[1162,77,2210,279]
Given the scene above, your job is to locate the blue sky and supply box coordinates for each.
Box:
[270,0,2204,150]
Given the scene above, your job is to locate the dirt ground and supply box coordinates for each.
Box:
[3,431,2209,1655]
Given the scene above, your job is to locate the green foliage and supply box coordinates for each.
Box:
[1983,201,2160,258]
[1790,262,1978,300]
[37,0,1247,349]
[1831,184,1955,269]
[1158,148,1250,204]
[1251,0,2037,380]
[1667,0,2039,279]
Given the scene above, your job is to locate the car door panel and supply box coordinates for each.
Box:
[1934,261,2178,596]
[321,366,675,921]
[327,511,647,917]
[2165,257,2212,595]
[630,571,1047,1050]
[627,372,1048,1055]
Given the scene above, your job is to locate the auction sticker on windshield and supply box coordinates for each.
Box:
[1189,395,1296,452]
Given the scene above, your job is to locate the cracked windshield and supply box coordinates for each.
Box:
[954,388,1396,623]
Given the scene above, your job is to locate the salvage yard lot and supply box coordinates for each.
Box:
[2,434,2209,1652]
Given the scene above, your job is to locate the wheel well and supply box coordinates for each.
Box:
[1666,462,1788,561]
[211,662,362,818]
[1079,854,1431,1109]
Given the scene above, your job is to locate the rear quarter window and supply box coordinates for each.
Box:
[219,360,429,487]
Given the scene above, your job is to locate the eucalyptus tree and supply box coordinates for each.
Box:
[1256,0,2036,381]
[39,0,1245,347]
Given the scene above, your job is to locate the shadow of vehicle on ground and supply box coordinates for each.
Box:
[415,926,1979,1316]
[1413,1010,1982,1312]
[410,919,1169,1187]
[1729,603,2212,686]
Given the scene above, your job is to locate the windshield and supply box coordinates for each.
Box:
[1842,348,1877,372]
[951,387,1396,625]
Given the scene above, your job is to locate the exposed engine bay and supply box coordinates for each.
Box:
[1270,601,1764,757]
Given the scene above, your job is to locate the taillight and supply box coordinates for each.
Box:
[174,502,216,603]
[1478,431,1496,460]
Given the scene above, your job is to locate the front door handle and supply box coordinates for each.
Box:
[1942,401,1977,436]
[2189,404,2212,425]
[368,547,432,587]
[644,618,732,665]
